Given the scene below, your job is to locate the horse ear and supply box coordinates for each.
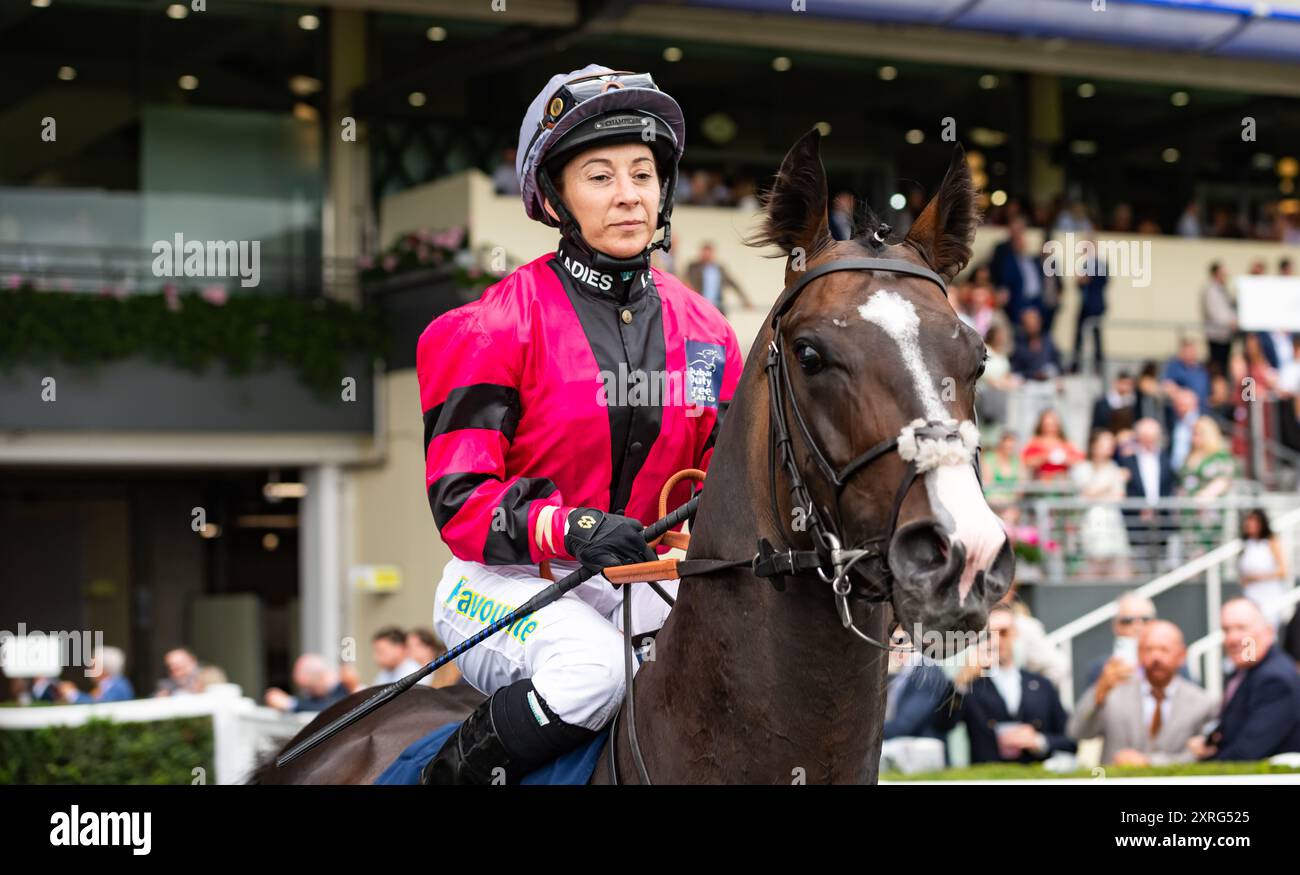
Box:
[903,144,980,283]
[747,127,834,262]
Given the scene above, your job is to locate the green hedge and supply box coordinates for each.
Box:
[884,760,1300,781]
[0,287,386,397]
[0,716,214,785]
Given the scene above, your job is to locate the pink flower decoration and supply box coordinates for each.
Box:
[5,274,21,289]
[417,245,431,263]
[382,254,398,273]
[358,254,374,270]
[201,285,228,306]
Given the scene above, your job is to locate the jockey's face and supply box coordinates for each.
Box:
[544,142,660,259]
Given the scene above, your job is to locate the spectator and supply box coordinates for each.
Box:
[1238,509,1294,631]
[195,665,228,691]
[685,241,752,317]
[1207,373,1237,434]
[59,647,134,704]
[939,604,1076,764]
[407,627,464,689]
[991,218,1050,327]
[1177,201,1201,238]
[1090,370,1137,435]
[829,192,854,240]
[1201,262,1236,377]
[1083,592,1174,687]
[1177,416,1238,553]
[1179,416,1236,502]
[954,277,995,338]
[1010,308,1062,381]
[264,654,350,714]
[1070,239,1108,375]
[1118,418,1175,570]
[975,324,1020,428]
[1161,337,1211,410]
[882,644,948,742]
[1134,360,1174,435]
[982,430,1022,506]
[1189,598,1300,761]
[1006,592,1071,692]
[1071,429,1132,578]
[1166,387,1201,473]
[1021,409,1083,482]
[371,626,421,686]
[154,647,202,697]
[1069,620,1216,766]
[28,675,59,703]
[492,147,520,196]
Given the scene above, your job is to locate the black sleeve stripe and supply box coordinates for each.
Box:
[428,472,494,531]
[423,383,521,457]
[702,399,731,456]
[482,477,559,565]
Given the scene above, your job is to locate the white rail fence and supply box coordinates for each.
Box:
[0,684,312,784]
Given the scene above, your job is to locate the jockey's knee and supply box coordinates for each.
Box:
[534,645,626,731]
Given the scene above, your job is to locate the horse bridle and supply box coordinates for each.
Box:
[754,230,985,648]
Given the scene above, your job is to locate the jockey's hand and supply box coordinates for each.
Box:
[564,508,657,574]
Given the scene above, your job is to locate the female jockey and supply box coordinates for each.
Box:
[416,65,742,784]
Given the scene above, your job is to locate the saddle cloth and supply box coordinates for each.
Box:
[374,721,610,785]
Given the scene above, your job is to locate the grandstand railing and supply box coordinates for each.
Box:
[0,684,311,784]
[989,482,1293,584]
[1042,506,1300,708]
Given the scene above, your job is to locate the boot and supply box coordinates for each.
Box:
[421,679,598,785]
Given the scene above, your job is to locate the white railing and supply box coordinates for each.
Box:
[1043,506,1300,708]
[0,684,311,784]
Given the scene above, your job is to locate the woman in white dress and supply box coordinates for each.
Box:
[1238,509,1294,630]
[1070,429,1132,578]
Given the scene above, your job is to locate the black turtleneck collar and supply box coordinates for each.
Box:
[554,236,652,305]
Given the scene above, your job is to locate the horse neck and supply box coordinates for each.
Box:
[626,364,889,784]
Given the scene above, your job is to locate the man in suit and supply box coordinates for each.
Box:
[1118,418,1176,570]
[1082,592,1192,689]
[938,604,1076,764]
[883,651,949,742]
[1190,598,1300,761]
[991,218,1057,332]
[684,242,752,318]
[1070,621,1216,765]
[1090,371,1137,435]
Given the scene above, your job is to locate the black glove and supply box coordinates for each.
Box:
[563,508,657,574]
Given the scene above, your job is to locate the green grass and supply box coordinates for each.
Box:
[884,760,1300,781]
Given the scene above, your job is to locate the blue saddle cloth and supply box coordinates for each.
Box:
[374,721,609,785]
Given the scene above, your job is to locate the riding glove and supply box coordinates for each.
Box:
[563,508,657,574]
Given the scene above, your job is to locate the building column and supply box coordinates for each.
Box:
[1027,73,1065,210]
[324,7,370,306]
[299,464,342,665]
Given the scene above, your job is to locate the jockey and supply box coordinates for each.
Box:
[417,65,742,784]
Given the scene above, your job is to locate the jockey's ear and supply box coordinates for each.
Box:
[543,197,561,224]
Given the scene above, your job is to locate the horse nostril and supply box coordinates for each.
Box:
[980,536,1016,600]
[888,521,965,592]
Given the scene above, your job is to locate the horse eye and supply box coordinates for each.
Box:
[794,340,824,374]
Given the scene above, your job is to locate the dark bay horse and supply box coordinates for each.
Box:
[252,129,1013,785]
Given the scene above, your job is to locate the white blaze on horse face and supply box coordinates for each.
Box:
[859,290,1007,604]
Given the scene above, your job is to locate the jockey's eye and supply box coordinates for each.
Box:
[794,340,824,374]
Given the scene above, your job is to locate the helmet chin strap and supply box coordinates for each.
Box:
[538,167,673,274]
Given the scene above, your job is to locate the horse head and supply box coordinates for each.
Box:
[748,128,1014,654]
